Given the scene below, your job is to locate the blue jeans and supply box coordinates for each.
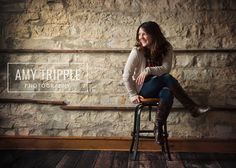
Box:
[139,74,176,105]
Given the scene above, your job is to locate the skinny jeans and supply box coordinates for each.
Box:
[139,74,177,105]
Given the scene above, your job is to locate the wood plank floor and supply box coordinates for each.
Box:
[0,150,235,168]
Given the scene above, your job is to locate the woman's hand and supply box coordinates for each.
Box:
[136,71,148,85]
[131,95,144,104]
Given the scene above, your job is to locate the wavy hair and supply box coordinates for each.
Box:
[135,21,171,61]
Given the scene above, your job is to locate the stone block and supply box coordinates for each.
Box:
[52,121,68,129]
[45,129,61,136]
[0,119,14,129]
[182,69,213,82]
[196,53,235,68]
[195,54,211,67]
[45,120,69,130]
[46,120,54,129]
[4,129,15,136]
[18,127,30,136]
[29,129,44,136]
[170,69,184,81]
[175,54,195,67]
[58,130,70,136]
[212,68,236,82]
[22,39,61,49]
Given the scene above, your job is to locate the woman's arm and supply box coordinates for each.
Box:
[144,46,173,76]
[122,48,139,100]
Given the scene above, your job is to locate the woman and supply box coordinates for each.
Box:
[123,21,210,144]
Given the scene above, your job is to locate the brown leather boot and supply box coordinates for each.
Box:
[191,106,211,117]
[154,120,164,145]
[154,100,172,144]
[170,82,210,117]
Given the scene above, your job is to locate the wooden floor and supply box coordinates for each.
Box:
[0,150,235,168]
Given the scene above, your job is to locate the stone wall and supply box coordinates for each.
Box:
[0,0,235,138]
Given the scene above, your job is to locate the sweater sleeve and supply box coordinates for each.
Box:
[122,48,139,99]
[144,46,173,76]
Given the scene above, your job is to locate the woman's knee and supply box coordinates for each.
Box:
[159,87,173,103]
[162,74,178,87]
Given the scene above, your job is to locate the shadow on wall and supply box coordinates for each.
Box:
[0,55,9,72]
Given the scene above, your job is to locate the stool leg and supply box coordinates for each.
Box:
[164,123,172,161]
[148,106,152,121]
[130,104,143,160]
[132,105,143,160]
[129,105,139,153]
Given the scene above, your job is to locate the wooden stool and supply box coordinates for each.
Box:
[129,98,171,161]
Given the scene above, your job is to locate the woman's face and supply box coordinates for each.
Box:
[138,27,152,48]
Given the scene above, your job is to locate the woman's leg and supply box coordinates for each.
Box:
[160,74,210,117]
[139,76,174,144]
[139,76,164,98]
[157,87,174,122]
[155,87,173,144]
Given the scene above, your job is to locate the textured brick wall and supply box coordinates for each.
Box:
[0,0,235,138]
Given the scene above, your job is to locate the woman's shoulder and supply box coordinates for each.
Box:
[131,46,139,52]
[128,47,144,62]
[131,46,144,55]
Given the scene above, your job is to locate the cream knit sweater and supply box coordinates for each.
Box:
[122,46,173,101]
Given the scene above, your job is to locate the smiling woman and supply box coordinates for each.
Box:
[0,0,235,146]
[122,21,211,144]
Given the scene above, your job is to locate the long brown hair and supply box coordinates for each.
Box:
[135,21,171,61]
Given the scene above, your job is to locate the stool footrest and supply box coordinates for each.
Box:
[131,130,154,136]
[138,135,155,139]
[139,130,153,133]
